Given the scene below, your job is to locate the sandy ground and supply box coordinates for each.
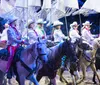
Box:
[6,69,100,85]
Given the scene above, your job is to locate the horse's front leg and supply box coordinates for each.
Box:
[19,75,25,85]
[45,76,49,84]
[81,63,86,81]
[71,75,76,85]
[92,72,97,84]
[0,70,5,85]
[90,63,100,84]
[58,68,64,82]
[49,78,56,85]
[77,62,86,84]
[28,74,39,85]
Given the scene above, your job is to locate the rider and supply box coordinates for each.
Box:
[81,21,94,48]
[69,21,81,43]
[52,20,67,44]
[35,18,47,39]
[35,18,48,63]
[52,20,67,68]
[27,19,38,44]
[6,16,27,74]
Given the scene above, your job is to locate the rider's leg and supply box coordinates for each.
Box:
[6,46,17,72]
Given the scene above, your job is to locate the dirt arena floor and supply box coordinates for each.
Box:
[6,68,100,85]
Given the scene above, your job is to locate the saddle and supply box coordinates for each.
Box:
[0,46,24,62]
[83,50,93,62]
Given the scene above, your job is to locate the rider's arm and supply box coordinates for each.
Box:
[7,30,22,44]
[86,31,94,40]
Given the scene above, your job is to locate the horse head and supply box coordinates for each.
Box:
[37,38,48,63]
[75,38,92,50]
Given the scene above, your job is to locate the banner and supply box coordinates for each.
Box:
[1,0,13,12]
[82,0,100,12]
[15,0,41,8]
[64,0,79,9]
[42,0,51,9]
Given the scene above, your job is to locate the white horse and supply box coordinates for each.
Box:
[77,38,100,84]
[0,39,48,85]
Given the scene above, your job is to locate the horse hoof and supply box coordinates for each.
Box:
[48,83,54,85]
[93,81,97,84]
[60,78,63,82]
[67,82,73,85]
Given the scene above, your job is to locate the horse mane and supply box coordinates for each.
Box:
[21,42,38,64]
[47,40,70,62]
[93,38,100,48]
[46,39,77,70]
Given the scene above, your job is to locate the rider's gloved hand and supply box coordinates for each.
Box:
[42,36,45,39]
[21,40,29,45]
[21,40,24,44]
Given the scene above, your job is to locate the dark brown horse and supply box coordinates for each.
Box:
[57,38,92,85]
[36,39,79,85]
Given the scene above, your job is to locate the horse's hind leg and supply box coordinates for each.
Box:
[90,64,100,84]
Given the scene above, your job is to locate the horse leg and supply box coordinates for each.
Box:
[59,68,64,82]
[45,77,49,84]
[36,71,43,82]
[3,75,7,85]
[77,63,86,84]
[7,79,12,85]
[90,64,100,84]
[81,63,86,80]
[0,70,5,85]
[58,68,69,84]
[28,74,39,85]
[71,75,76,85]
[49,78,56,85]
[18,75,25,85]
[29,81,33,85]
[93,72,97,84]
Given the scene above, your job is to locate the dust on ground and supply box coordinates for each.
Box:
[6,69,100,85]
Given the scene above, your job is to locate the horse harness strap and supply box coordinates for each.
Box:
[20,59,36,79]
[82,51,95,64]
